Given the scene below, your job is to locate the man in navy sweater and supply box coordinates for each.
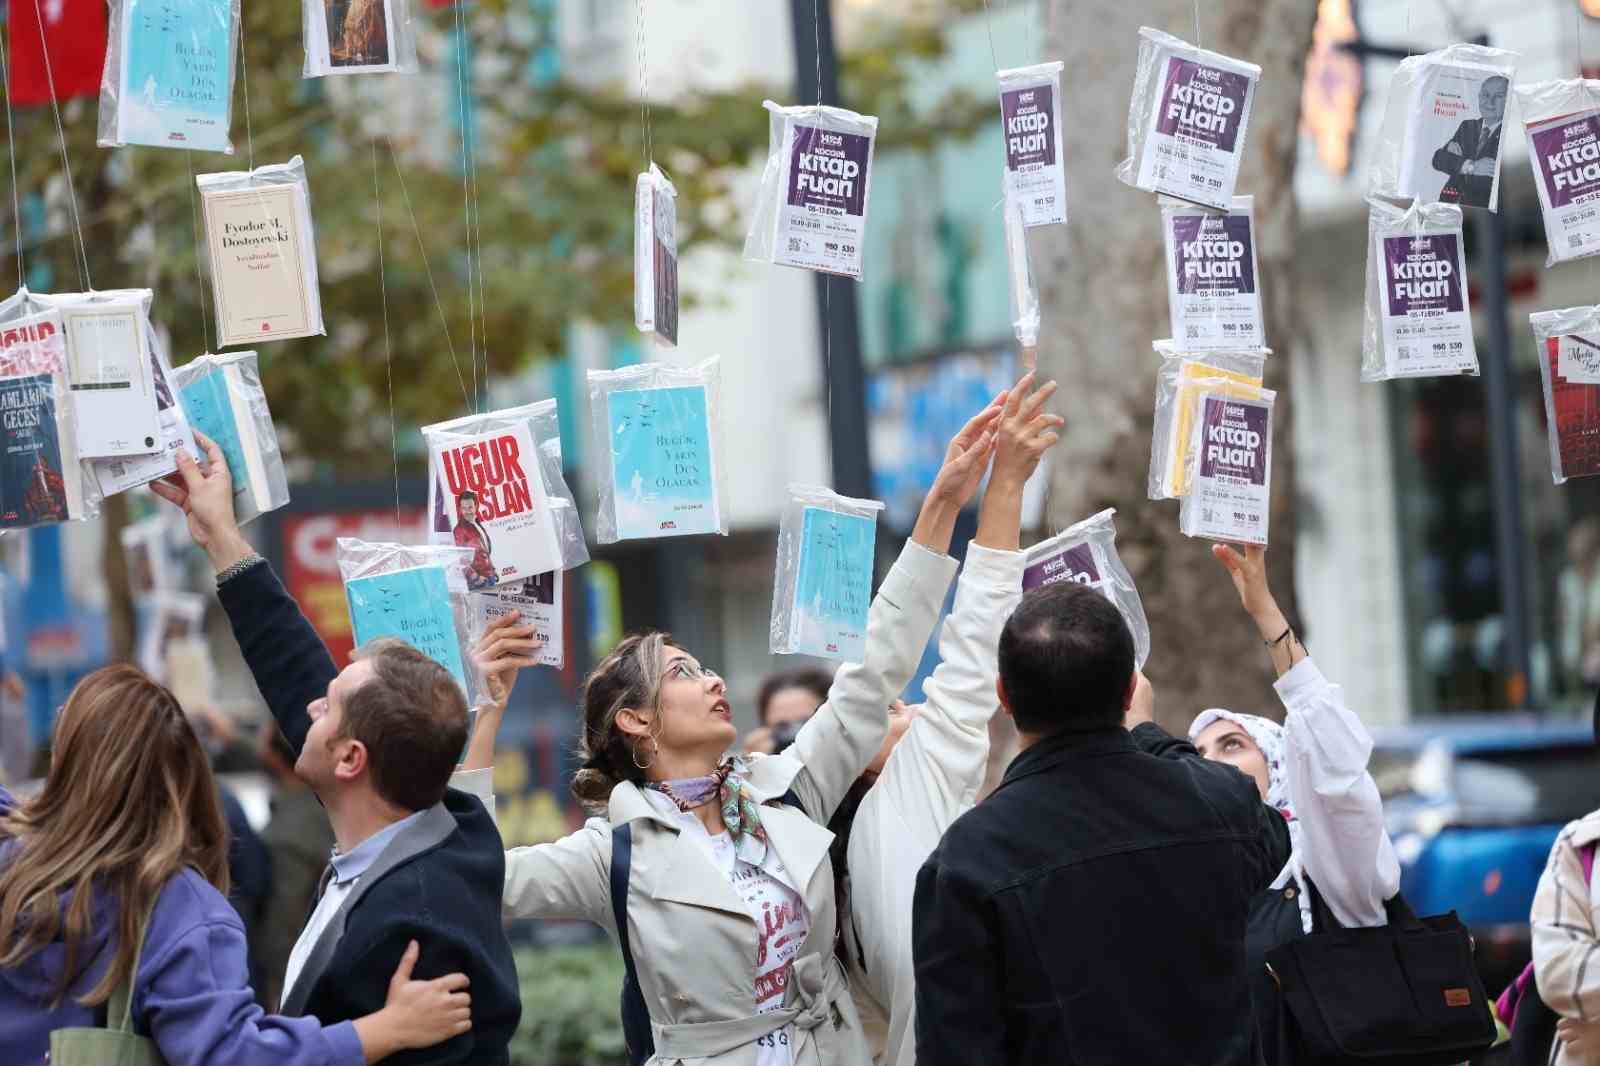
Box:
[155,434,532,1065]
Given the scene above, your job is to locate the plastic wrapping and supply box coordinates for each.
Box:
[170,350,289,525]
[196,155,325,347]
[31,289,164,461]
[997,60,1067,227]
[1515,78,1600,265]
[1369,44,1517,213]
[98,0,238,152]
[1116,27,1260,210]
[0,291,101,526]
[1003,184,1040,353]
[1023,508,1150,669]
[303,0,418,76]
[1148,341,1267,500]
[92,323,199,499]
[744,100,878,279]
[1362,195,1477,382]
[422,399,589,584]
[471,573,563,670]
[587,356,727,544]
[1179,386,1276,545]
[770,484,885,663]
[335,537,484,709]
[1529,305,1600,484]
[1161,195,1263,350]
[634,164,679,347]
[136,591,207,684]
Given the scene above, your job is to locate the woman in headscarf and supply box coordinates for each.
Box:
[1188,543,1401,1064]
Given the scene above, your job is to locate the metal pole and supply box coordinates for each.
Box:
[1476,207,1533,709]
[789,0,873,499]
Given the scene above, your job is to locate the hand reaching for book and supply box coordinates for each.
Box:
[151,431,253,573]
[474,612,544,711]
[990,371,1062,489]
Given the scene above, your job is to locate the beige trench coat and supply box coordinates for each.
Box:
[470,542,957,1066]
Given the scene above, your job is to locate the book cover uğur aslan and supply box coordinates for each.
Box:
[0,372,71,528]
[430,422,561,589]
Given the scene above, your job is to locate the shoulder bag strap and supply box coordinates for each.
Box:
[108,910,154,1034]
[610,824,636,978]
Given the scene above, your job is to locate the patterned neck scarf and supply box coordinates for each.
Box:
[647,756,772,866]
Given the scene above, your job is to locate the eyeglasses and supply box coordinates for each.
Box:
[662,660,720,683]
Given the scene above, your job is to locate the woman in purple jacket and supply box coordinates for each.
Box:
[0,664,471,1066]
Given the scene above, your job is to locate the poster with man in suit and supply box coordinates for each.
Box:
[1400,63,1509,210]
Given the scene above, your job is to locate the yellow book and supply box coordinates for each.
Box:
[1166,362,1265,497]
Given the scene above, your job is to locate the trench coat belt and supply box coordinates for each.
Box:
[651,953,845,1060]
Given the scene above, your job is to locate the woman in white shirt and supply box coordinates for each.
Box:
[1188,543,1401,1065]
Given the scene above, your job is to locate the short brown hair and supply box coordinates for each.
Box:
[342,640,469,811]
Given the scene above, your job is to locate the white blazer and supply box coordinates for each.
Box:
[1532,808,1600,1066]
[841,544,1024,1066]
[459,542,958,1066]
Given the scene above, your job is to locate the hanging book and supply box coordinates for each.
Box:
[98,0,238,152]
[770,485,884,663]
[1179,389,1275,546]
[635,164,679,346]
[0,302,91,525]
[1530,306,1600,483]
[1147,342,1267,500]
[197,155,326,347]
[1022,508,1150,669]
[997,61,1067,227]
[172,350,289,524]
[1003,184,1040,352]
[302,0,418,77]
[1362,196,1477,381]
[745,100,878,279]
[40,290,163,460]
[1516,78,1600,265]
[473,573,563,669]
[93,324,199,498]
[1161,196,1263,351]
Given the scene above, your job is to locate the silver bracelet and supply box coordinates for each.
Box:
[215,554,266,587]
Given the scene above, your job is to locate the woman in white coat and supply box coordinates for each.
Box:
[457,390,1020,1066]
[1530,806,1600,1065]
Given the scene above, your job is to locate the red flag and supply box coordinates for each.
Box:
[6,0,107,106]
[426,0,456,8]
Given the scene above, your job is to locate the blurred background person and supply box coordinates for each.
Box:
[742,666,834,755]
[1560,518,1600,695]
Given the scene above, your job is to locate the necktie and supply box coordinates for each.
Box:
[1475,125,1493,159]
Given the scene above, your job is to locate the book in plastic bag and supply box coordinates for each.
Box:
[1530,305,1600,483]
[1362,195,1477,381]
[1161,196,1263,351]
[171,350,289,525]
[472,573,563,670]
[997,61,1067,227]
[1117,27,1260,210]
[123,514,177,596]
[303,0,418,76]
[0,298,97,527]
[770,485,883,663]
[1004,184,1040,353]
[1369,44,1517,212]
[98,0,238,152]
[422,399,589,583]
[197,155,326,347]
[1023,508,1150,669]
[91,322,199,498]
[744,100,878,279]
[1180,388,1275,545]
[336,537,483,708]
[35,289,163,460]
[1516,78,1600,265]
[1148,342,1267,500]
[587,357,727,544]
[635,164,679,347]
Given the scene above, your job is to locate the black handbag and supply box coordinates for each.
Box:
[1265,879,1497,1066]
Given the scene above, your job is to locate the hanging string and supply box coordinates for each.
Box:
[184,153,212,353]
[386,138,472,411]
[449,0,479,412]
[635,0,653,168]
[371,139,400,524]
[0,25,24,291]
[1193,0,1201,46]
[812,0,832,426]
[236,5,256,172]
[29,0,90,291]
[978,0,1001,74]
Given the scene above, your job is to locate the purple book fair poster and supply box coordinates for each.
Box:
[1135,51,1256,209]
[1198,398,1268,486]
[1022,541,1101,591]
[1530,112,1600,261]
[1382,234,1464,317]
[1002,85,1056,170]
[1155,59,1250,153]
[1170,214,1256,295]
[775,120,875,277]
[1182,393,1271,545]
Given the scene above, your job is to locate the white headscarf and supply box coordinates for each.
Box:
[1188,708,1312,934]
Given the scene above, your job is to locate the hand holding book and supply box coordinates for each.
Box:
[150,430,253,574]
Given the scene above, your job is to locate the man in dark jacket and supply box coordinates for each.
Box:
[154,435,527,1065]
[912,581,1291,1066]
[1431,74,1507,209]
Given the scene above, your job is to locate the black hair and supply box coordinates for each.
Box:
[756,667,834,726]
[457,490,478,506]
[998,582,1135,735]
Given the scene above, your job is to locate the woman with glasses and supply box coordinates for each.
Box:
[452,388,1021,1066]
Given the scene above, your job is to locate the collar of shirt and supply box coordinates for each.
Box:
[328,809,427,887]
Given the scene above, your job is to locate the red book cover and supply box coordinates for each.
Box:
[7,0,107,107]
[1546,336,1600,480]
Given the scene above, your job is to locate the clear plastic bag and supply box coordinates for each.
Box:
[335,537,484,709]
[1161,195,1263,350]
[136,591,207,683]
[1369,43,1517,213]
[744,100,879,279]
[302,0,418,77]
[997,60,1067,227]
[98,0,238,152]
[1515,78,1600,264]
[1116,26,1260,210]
[1362,195,1477,382]
[471,573,564,670]
[91,322,199,498]
[170,350,289,525]
[1148,341,1267,500]
[1023,508,1150,669]
[1179,386,1276,546]
[770,484,885,663]
[196,155,326,347]
[0,291,101,526]
[1529,305,1600,484]
[586,356,728,544]
[635,164,679,347]
[421,399,589,582]
[1003,183,1040,354]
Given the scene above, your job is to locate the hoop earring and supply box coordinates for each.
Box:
[632,740,656,771]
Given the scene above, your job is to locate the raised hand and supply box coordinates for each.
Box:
[1212,544,1299,675]
[990,371,1062,489]
[149,430,253,573]
[911,392,1004,555]
[473,611,544,711]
